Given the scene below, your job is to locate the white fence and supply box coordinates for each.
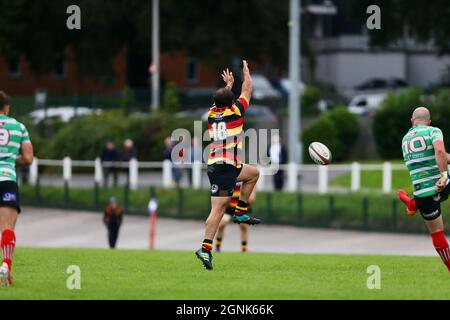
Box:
[28,158,409,194]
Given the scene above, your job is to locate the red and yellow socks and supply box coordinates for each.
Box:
[235,200,249,217]
[432,230,450,272]
[1,229,16,271]
[202,239,213,253]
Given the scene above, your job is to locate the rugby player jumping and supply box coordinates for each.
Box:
[195,61,261,270]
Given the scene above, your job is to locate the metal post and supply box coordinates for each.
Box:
[382,162,392,194]
[151,0,160,110]
[318,165,328,194]
[94,158,103,186]
[30,157,39,185]
[351,162,361,192]
[129,158,139,191]
[288,0,302,164]
[162,160,173,188]
[63,157,72,186]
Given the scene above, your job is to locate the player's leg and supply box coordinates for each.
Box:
[397,190,418,215]
[416,194,450,272]
[234,165,261,225]
[196,196,230,270]
[425,216,450,272]
[240,224,248,252]
[0,207,18,286]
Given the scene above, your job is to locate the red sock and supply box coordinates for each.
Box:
[432,231,450,272]
[1,229,16,271]
[235,200,249,217]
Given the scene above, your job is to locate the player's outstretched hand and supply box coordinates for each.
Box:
[222,68,234,89]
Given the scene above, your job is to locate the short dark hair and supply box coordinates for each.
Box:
[0,92,10,109]
[213,88,235,108]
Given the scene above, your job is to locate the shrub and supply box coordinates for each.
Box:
[373,88,424,159]
[49,110,197,161]
[301,86,321,116]
[324,106,359,160]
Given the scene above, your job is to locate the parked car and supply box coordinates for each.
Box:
[271,77,305,97]
[355,77,408,91]
[252,75,282,100]
[347,93,387,115]
[28,106,102,124]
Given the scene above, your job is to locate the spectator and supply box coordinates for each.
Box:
[103,197,124,249]
[268,135,288,191]
[122,139,137,186]
[163,137,183,186]
[100,141,119,188]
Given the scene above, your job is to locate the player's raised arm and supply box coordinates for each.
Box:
[241,60,253,104]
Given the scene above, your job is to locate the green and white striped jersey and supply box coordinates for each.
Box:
[0,115,31,183]
[402,125,444,197]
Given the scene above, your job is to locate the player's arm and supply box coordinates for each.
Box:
[16,142,34,167]
[434,140,448,192]
[240,60,253,104]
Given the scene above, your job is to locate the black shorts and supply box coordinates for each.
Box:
[0,181,21,213]
[207,164,242,197]
[415,183,450,221]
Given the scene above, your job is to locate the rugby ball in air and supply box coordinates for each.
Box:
[308,142,332,165]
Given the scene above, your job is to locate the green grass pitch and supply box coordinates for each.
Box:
[1,248,450,300]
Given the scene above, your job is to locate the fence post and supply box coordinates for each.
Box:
[383,162,392,194]
[63,157,72,185]
[351,162,361,192]
[192,161,202,189]
[94,158,103,186]
[318,165,328,194]
[30,157,38,185]
[286,163,298,192]
[162,160,173,188]
[64,181,69,209]
[129,158,139,191]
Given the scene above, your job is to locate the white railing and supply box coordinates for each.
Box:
[28,158,410,194]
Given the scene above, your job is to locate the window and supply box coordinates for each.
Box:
[7,51,21,79]
[186,58,198,84]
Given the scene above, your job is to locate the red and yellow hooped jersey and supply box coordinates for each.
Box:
[207,97,249,168]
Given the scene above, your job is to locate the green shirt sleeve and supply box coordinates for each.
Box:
[431,127,444,143]
[20,123,31,144]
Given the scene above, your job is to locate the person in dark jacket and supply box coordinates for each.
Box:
[100,141,119,188]
[103,197,124,249]
[268,135,288,191]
